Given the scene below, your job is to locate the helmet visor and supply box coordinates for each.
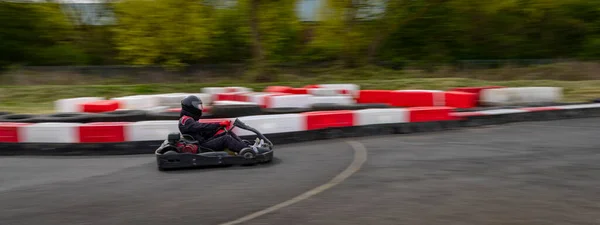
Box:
[191,100,203,111]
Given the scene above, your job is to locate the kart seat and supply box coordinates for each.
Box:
[181,134,199,144]
[167,132,181,144]
[180,134,215,152]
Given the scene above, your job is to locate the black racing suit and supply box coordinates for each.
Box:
[178,109,247,152]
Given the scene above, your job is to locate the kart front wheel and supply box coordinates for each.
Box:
[239,148,257,159]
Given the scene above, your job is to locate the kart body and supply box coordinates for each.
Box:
[155,118,274,171]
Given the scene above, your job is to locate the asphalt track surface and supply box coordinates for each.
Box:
[2,118,600,225]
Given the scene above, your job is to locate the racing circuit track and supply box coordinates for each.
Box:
[1,118,600,225]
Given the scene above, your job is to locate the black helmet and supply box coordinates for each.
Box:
[181,95,203,120]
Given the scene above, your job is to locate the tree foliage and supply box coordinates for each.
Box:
[3,0,600,68]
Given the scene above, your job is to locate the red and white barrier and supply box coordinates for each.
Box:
[111,95,160,110]
[311,96,355,105]
[10,102,600,144]
[55,97,105,113]
[264,94,313,108]
[212,101,259,106]
[391,90,445,107]
[316,84,360,97]
[78,122,129,143]
[355,108,408,125]
[22,122,79,143]
[0,123,28,143]
[443,91,477,108]
[202,87,228,95]
[232,114,305,136]
[408,106,456,122]
[303,110,355,130]
[357,90,392,104]
[480,87,562,106]
[81,100,121,113]
[308,88,350,96]
[225,87,252,93]
[244,92,285,107]
[0,106,454,143]
[126,120,179,142]
[155,93,212,107]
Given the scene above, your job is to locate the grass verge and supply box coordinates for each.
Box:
[2,77,600,114]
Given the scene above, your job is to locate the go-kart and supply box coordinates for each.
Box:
[155,118,274,171]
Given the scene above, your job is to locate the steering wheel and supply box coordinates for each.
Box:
[219,119,237,134]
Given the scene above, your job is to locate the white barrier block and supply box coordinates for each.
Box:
[308,88,349,96]
[127,120,179,141]
[111,95,160,110]
[311,96,355,105]
[266,94,313,108]
[226,86,253,93]
[155,93,212,107]
[22,122,80,143]
[142,106,169,112]
[54,97,105,113]
[233,114,305,136]
[480,87,562,106]
[355,108,408,125]
[243,92,275,106]
[318,84,360,97]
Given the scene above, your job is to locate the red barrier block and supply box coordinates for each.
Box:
[357,90,393,104]
[391,91,438,107]
[286,88,309,95]
[444,91,477,108]
[408,106,457,122]
[233,93,249,102]
[78,122,129,143]
[264,86,293,93]
[303,110,355,130]
[215,93,238,101]
[449,86,505,106]
[80,100,120,113]
[303,84,320,89]
[0,123,29,143]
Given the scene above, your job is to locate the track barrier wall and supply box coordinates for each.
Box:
[2,103,600,155]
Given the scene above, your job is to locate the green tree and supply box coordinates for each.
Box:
[112,0,214,68]
[0,1,85,68]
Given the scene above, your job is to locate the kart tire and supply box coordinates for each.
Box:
[239,148,257,159]
[90,110,148,122]
[261,107,311,114]
[310,103,390,111]
[347,103,391,110]
[310,103,352,111]
[210,105,263,118]
[0,112,11,116]
[146,111,180,120]
[34,112,97,123]
[0,114,41,122]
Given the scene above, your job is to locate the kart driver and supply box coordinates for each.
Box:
[179,95,249,153]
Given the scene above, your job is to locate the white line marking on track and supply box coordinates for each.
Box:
[217,140,368,225]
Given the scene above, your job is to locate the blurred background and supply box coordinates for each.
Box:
[3,0,600,112]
